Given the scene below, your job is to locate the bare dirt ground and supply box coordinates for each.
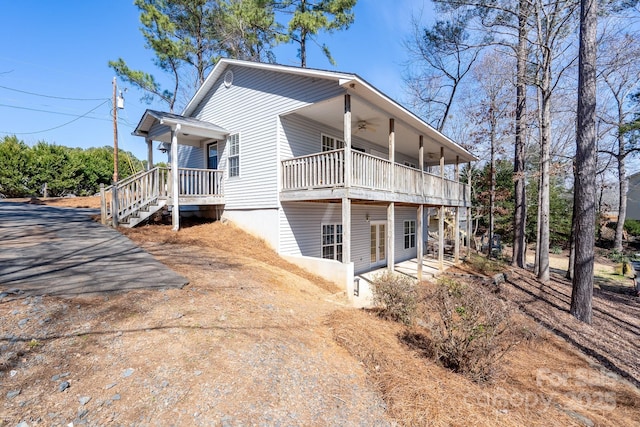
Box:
[1,198,639,426]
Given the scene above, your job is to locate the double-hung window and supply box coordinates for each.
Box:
[321,134,344,152]
[321,224,343,262]
[228,133,240,177]
[404,220,416,249]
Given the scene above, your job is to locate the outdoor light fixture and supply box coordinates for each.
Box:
[365,213,370,222]
[354,277,360,297]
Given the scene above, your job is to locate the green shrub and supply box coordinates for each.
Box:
[624,219,640,237]
[551,246,562,255]
[465,253,504,275]
[426,278,515,383]
[371,271,418,325]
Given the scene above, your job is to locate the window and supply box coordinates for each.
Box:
[322,224,343,262]
[404,220,416,249]
[403,161,417,169]
[228,133,240,177]
[321,134,344,152]
[208,144,219,169]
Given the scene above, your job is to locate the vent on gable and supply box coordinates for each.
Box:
[224,70,234,88]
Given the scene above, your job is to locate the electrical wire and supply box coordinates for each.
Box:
[0,99,110,135]
[0,103,110,122]
[0,84,107,101]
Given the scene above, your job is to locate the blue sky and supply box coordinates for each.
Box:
[1,0,434,161]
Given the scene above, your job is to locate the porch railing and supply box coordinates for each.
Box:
[281,148,469,205]
[101,167,224,225]
[177,167,224,197]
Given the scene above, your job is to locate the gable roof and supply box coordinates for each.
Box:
[182,58,476,163]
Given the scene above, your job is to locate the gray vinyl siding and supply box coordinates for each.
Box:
[177,145,205,169]
[279,202,420,274]
[191,66,344,209]
[280,114,424,167]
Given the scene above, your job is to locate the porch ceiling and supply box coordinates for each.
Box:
[285,95,474,165]
[133,109,228,146]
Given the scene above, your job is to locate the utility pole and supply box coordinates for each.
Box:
[112,76,119,183]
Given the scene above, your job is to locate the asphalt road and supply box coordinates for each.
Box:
[0,202,188,298]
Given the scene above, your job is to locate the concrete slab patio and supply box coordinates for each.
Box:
[0,201,188,298]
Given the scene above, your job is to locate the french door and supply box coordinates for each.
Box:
[370,221,386,267]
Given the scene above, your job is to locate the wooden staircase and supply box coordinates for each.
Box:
[100,167,224,228]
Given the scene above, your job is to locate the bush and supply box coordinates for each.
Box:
[371,271,418,325]
[426,278,514,383]
[465,253,504,275]
[624,219,640,237]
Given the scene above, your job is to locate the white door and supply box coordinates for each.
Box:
[370,221,387,267]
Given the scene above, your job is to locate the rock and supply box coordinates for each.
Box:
[0,292,8,300]
[122,368,135,378]
[493,272,506,286]
[194,370,202,376]
[105,383,117,390]
[564,409,594,427]
[59,381,70,392]
[16,421,29,427]
[10,370,18,377]
[18,318,30,328]
[77,408,89,419]
[7,389,21,399]
[79,396,91,405]
[111,393,121,401]
[52,372,70,381]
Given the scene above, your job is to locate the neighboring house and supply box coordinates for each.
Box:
[105,59,475,305]
[627,172,640,220]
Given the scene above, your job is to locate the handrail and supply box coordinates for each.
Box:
[281,150,468,205]
[100,167,225,226]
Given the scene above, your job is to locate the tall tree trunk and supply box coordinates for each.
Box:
[537,60,551,283]
[570,0,597,324]
[489,108,496,258]
[614,134,627,252]
[512,0,529,269]
[566,166,577,279]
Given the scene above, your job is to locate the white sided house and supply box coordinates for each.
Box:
[103,59,476,305]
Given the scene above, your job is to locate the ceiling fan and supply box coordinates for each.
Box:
[354,119,378,133]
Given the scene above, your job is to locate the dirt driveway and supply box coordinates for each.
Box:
[0,201,187,297]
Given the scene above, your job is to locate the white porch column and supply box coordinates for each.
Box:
[467,161,472,254]
[171,124,181,231]
[417,204,424,280]
[419,135,424,197]
[342,197,351,264]
[388,202,395,273]
[454,156,460,263]
[389,118,395,189]
[439,147,445,271]
[344,94,352,188]
[418,135,425,279]
[146,138,153,170]
[439,205,445,271]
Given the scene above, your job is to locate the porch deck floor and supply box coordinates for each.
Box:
[358,255,457,284]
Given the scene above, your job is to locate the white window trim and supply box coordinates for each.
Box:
[404,220,416,249]
[227,132,240,178]
[321,223,343,262]
[321,133,345,152]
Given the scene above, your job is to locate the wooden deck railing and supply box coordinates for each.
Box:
[281,149,469,205]
[177,168,223,197]
[282,149,345,190]
[101,167,224,225]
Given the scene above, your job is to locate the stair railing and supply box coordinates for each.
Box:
[100,167,169,226]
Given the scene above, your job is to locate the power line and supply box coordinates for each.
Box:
[0,103,110,122]
[0,84,107,101]
[0,100,109,135]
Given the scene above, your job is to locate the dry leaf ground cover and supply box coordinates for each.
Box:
[1,198,639,426]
